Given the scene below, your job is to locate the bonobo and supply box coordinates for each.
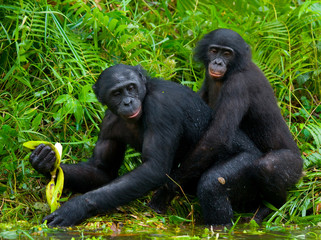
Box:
[29,64,215,227]
[196,29,302,213]
[156,29,303,225]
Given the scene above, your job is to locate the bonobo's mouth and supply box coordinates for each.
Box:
[127,106,142,119]
[209,69,224,78]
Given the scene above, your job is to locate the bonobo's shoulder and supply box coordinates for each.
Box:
[100,110,121,131]
[144,78,212,130]
[145,78,210,112]
[146,78,179,90]
[146,78,196,99]
[103,109,118,120]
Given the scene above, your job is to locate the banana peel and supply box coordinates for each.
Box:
[23,141,64,213]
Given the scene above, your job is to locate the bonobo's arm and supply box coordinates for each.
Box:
[43,118,181,226]
[61,139,126,193]
[160,74,251,195]
[206,73,250,147]
[30,112,127,193]
[30,139,126,193]
[198,79,208,102]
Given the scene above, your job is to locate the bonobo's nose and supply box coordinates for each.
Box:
[214,59,223,66]
[123,97,132,105]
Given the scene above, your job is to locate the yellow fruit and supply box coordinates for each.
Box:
[24,141,64,212]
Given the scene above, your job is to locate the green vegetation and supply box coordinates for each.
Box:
[0,0,321,238]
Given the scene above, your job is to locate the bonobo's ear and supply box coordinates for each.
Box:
[135,65,147,83]
[245,43,249,51]
[245,43,252,60]
[92,83,102,102]
[92,83,98,96]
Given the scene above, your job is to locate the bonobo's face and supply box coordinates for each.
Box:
[93,64,146,121]
[195,29,250,80]
[207,44,234,80]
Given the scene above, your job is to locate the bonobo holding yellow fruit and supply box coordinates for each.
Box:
[28,64,207,226]
[30,64,262,227]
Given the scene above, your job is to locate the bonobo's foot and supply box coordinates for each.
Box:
[148,185,175,214]
[253,206,272,225]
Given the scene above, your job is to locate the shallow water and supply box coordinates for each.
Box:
[2,224,321,239]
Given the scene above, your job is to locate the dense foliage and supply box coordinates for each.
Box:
[0,0,321,228]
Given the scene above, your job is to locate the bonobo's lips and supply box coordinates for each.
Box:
[209,69,224,78]
[127,106,142,119]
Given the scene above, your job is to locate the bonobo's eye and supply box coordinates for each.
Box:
[210,48,217,54]
[112,90,121,97]
[223,51,232,57]
[127,84,136,92]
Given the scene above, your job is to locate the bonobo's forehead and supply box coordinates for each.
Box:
[111,69,139,82]
[96,64,140,90]
[207,29,246,48]
[108,70,140,91]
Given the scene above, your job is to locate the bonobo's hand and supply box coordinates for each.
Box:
[29,144,56,177]
[43,195,97,227]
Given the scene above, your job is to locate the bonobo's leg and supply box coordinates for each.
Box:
[149,130,261,214]
[197,152,260,226]
[255,149,303,208]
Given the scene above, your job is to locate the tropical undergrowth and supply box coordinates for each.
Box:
[0,0,321,231]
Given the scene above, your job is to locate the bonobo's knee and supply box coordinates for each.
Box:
[197,171,226,199]
[197,170,234,226]
[257,150,303,185]
[258,155,276,175]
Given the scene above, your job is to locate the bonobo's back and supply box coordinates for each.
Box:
[145,78,213,147]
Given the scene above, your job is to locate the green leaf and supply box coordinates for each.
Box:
[108,18,118,32]
[169,215,192,224]
[115,24,127,35]
[32,113,43,130]
[79,85,97,103]
[73,100,84,124]
[54,94,72,104]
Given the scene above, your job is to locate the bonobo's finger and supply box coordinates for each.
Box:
[43,213,63,227]
[43,150,56,172]
[34,143,46,155]
[37,145,53,161]
[36,152,56,174]
[30,145,51,166]
[29,143,46,163]
[42,213,52,223]
[30,144,56,175]
[43,212,70,227]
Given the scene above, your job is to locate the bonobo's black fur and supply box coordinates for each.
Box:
[196,29,303,195]
[29,64,216,227]
[151,29,303,225]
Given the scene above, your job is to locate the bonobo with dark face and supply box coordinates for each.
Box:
[196,29,251,108]
[184,29,303,224]
[29,64,213,227]
[206,44,234,79]
[93,66,146,120]
[150,29,303,226]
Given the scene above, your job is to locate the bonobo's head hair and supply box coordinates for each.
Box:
[194,29,252,73]
[93,64,147,121]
